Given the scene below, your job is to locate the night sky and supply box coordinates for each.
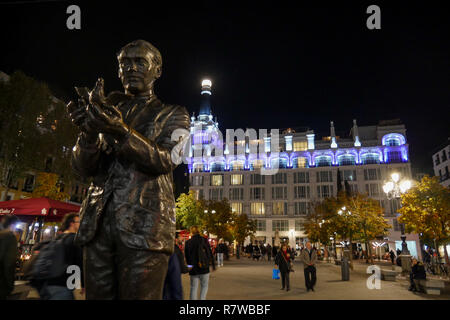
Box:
[1,0,449,175]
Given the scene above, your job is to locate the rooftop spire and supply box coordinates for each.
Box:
[199,79,212,116]
[330,121,338,148]
[353,119,361,147]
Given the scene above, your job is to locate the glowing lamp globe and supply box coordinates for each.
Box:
[391,173,400,183]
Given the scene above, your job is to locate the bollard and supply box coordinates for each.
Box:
[341,256,350,281]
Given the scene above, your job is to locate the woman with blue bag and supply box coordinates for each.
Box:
[274,243,292,291]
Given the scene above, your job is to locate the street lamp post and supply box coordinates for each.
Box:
[383,172,412,274]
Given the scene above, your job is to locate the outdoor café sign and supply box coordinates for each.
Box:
[0,208,15,214]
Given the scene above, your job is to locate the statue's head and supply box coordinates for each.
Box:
[117,40,162,96]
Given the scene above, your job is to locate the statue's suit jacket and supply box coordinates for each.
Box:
[71,92,190,254]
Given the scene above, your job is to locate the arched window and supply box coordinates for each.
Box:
[210,161,225,172]
[338,154,356,166]
[361,153,380,165]
[315,156,332,167]
[250,159,264,170]
[193,163,204,172]
[382,133,406,146]
[292,157,309,168]
[270,158,288,169]
[230,160,245,171]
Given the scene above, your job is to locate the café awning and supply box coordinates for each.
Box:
[0,197,80,221]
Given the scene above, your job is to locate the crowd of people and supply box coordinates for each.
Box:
[1,213,447,299]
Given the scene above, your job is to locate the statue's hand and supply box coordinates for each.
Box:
[85,78,127,138]
[67,86,98,142]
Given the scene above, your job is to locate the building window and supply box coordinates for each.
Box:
[209,189,223,201]
[251,202,265,215]
[211,174,223,186]
[292,157,309,168]
[364,168,380,181]
[271,173,287,184]
[294,172,310,183]
[442,150,447,162]
[22,174,35,193]
[293,141,307,151]
[250,174,265,185]
[229,188,244,200]
[385,138,401,146]
[315,156,332,167]
[435,154,441,166]
[294,202,308,215]
[338,154,356,166]
[365,184,380,197]
[250,159,264,170]
[230,174,243,185]
[317,185,333,198]
[393,218,401,231]
[272,220,289,231]
[230,160,244,171]
[231,202,243,214]
[193,163,204,172]
[272,202,287,215]
[295,220,304,231]
[340,170,357,181]
[210,162,225,172]
[387,151,402,163]
[271,158,288,169]
[317,171,333,183]
[361,153,380,165]
[192,175,204,186]
[294,186,310,199]
[272,187,288,200]
[256,219,266,231]
[250,187,265,200]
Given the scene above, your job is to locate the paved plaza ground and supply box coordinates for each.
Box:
[182,257,450,300]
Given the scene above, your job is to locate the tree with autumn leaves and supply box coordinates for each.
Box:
[304,192,390,265]
[399,175,450,266]
[175,191,256,245]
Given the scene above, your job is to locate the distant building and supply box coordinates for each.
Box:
[432,137,450,188]
[0,71,87,204]
[187,80,421,259]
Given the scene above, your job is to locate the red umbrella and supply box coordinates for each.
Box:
[0,197,80,222]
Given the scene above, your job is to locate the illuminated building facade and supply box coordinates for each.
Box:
[187,81,420,258]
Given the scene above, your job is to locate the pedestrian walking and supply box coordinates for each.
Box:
[163,232,188,300]
[267,244,272,261]
[217,239,226,267]
[260,244,267,261]
[34,213,84,300]
[389,250,396,265]
[184,226,215,300]
[252,243,261,261]
[300,242,318,292]
[0,215,19,300]
[274,244,293,291]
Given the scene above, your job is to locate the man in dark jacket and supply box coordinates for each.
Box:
[0,215,18,300]
[163,232,188,300]
[389,250,396,265]
[68,40,190,299]
[184,226,215,300]
[37,213,83,300]
[409,258,426,292]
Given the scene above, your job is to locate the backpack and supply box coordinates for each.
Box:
[27,234,70,281]
[197,237,210,269]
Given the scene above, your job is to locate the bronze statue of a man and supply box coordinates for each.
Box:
[67,40,190,299]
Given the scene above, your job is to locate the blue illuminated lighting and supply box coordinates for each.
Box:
[382,133,406,146]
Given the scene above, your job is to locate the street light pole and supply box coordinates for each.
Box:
[383,172,412,274]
